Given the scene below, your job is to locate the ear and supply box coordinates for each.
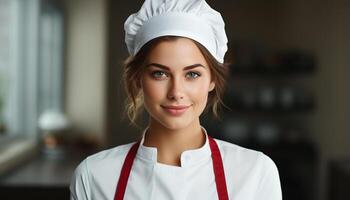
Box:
[208,81,215,92]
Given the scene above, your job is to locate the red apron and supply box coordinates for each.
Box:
[114,136,229,200]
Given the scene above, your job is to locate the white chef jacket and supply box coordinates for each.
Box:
[70,126,282,200]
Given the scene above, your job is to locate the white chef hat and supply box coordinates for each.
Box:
[124,0,228,63]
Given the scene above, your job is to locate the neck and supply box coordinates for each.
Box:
[143,119,206,166]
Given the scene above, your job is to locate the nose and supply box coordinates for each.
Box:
[167,77,184,100]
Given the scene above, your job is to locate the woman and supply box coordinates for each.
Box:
[70,0,282,199]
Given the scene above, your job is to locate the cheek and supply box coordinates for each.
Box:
[187,81,211,103]
[141,78,165,103]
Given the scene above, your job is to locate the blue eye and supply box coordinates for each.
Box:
[186,71,201,79]
[151,71,167,79]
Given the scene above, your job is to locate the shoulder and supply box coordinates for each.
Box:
[213,138,279,174]
[84,141,137,173]
[214,138,262,163]
[86,142,136,163]
[214,138,282,199]
[70,142,137,199]
[71,141,137,183]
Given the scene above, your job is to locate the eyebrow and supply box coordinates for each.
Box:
[146,63,205,71]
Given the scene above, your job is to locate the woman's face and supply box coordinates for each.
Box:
[140,37,215,130]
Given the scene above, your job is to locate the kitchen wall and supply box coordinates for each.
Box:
[64,0,108,146]
[279,0,350,199]
[279,0,350,158]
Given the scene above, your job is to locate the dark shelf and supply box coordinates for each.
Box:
[230,67,316,78]
[229,49,317,78]
[225,41,318,200]
[222,106,315,115]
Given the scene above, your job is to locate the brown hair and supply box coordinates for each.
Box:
[122,36,229,127]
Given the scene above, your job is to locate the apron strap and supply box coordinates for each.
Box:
[114,136,229,200]
[208,136,229,200]
[114,141,140,200]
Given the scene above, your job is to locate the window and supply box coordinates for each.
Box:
[0,0,64,140]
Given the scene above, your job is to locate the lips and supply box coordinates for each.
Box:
[161,105,191,116]
[161,105,191,110]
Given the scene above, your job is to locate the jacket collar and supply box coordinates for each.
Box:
[136,125,211,168]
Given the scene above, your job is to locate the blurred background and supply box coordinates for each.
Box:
[0,0,349,199]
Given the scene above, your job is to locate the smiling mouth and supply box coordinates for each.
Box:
[161,105,191,116]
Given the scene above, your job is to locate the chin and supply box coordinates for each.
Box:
[156,116,194,131]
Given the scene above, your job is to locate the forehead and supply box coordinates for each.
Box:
[146,37,209,69]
